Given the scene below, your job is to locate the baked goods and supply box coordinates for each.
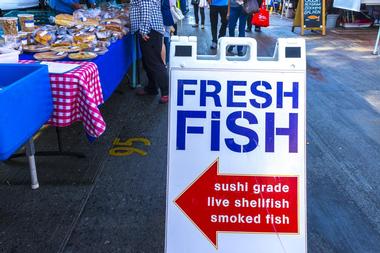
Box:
[68,51,97,61]
[78,18,99,26]
[34,51,68,61]
[0,17,18,36]
[34,29,55,45]
[23,44,51,53]
[51,46,80,53]
[73,33,96,44]
[72,43,91,50]
[51,41,71,47]
[18,14,35,32]
[55,14,75,27]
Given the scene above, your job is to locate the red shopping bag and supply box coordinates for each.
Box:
[252,2,269,27]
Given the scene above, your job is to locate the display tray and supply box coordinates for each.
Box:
[23,44,51,53]
[34,51,68,61]
[51,46,81,53]
[68,51,97,61]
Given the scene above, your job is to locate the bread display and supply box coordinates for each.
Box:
[55,14,76,27]
[73,33,96,44]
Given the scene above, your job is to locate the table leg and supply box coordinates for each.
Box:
[10,127,85,159]
[132,33,137,89]
[25,138,39,190]
[373,26,380,55]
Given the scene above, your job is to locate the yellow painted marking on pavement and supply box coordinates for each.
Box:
[109,137,151,157]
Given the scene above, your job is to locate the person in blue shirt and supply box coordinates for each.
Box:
[209,0,228,49]
[48,0,96,14]
[227,0,248,56]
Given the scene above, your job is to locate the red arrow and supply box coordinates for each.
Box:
[174,159,298,248]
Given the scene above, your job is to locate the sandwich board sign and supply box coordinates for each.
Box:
[165,36,307,253]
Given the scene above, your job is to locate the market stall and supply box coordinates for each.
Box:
[0,3,140,188]
[0,3,138,139]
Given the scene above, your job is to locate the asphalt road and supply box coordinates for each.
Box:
[1,10,380,253]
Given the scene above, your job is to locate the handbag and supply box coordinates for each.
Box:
[242,0,259,16]
[191,0,200,5]
[252,1,269,27]
[170,5,185,24]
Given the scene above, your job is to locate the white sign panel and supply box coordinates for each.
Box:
[333,0,361,11]
[165,36,307,253]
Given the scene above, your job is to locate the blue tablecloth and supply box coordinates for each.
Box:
[20,34,138,101]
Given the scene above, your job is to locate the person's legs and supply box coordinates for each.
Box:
[237,12,248,53]
[193,4,200,25]
[218,6,228,39]
[139,31,168,97]
[210,5,218,43]
[164,36,170,65]
[139,35,158,94]
[246,14,253,31]
[200,7,205,25]
[228,7,240,52]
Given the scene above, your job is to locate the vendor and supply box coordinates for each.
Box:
[48,0,96,14]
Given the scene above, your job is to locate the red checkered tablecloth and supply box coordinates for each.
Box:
[20,60,106,138]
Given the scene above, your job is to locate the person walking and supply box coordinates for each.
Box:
[130,0,169,104]
[191,0,207,29]
[209,0,228,49]
[161,0,175,64]
[227,0,248,56]
[246,0,262,32]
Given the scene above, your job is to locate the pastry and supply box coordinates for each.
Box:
[51,46,80,53]
[34,30,53,45]
[23,44,51,53]
[55,14,75,27]
[34,51,68,61]
[68,51,97,61]
[73,33,96,44]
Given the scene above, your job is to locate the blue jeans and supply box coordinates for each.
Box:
[228,7,248,53]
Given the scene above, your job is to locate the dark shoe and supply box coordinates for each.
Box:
[245,29,252,32]
[136,88,158,96]
[238,51,244,57]
[227,46,233,53]
[254,27,261,32]
[210,42,217,49]
[192,24,199,28]
[159,95,169,104]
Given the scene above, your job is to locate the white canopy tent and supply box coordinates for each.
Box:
[0,0,39,11]
[333,0,380,12]
[333,0,380,54]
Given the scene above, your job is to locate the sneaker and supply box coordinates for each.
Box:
[210,42,217,49]
[159,95,169,104]
[192,24,199,28]
[201,25,205,29]
[245,29,252,32]
[254,27,261,32]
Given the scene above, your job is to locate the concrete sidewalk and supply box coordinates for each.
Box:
[1,11,380,253]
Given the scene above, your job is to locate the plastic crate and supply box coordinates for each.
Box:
[4,9,56,25]
[0,64,52,160]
